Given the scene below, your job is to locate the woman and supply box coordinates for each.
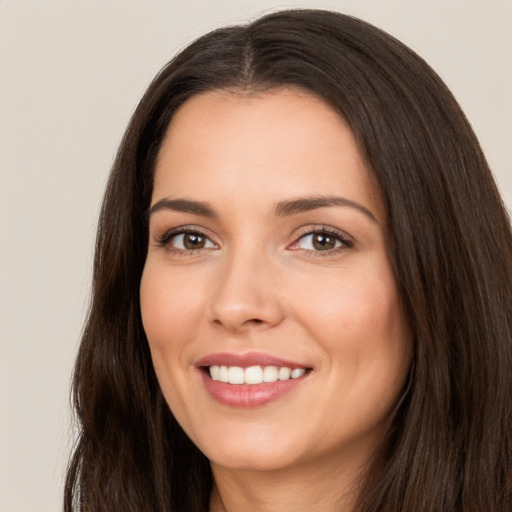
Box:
[65,9,512,512]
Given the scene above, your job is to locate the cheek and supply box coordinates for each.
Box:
[297,267,403,335]
[139,264,205,351]
[291,263,411,382]
[295,269,411,433]
[139,264,208,418]
[139,265,203,416]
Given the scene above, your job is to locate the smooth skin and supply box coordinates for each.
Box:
[140,88,412,512]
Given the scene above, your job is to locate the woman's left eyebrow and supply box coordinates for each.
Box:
[274,196,378,223]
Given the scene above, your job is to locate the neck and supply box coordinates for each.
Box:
[209,455,367,512]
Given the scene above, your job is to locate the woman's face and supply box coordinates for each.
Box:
[140,89,412,474]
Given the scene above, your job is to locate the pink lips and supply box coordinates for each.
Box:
[195,352,311,408]
[196,352,307,369]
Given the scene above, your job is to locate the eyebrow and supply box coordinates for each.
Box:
[274,196,378,223]
[147,198,217,218]
[147,195,378,223]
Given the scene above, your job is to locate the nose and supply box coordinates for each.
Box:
[208,248,285,333]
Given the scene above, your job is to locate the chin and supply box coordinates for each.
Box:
[197,427,305,473]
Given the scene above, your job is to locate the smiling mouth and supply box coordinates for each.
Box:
[206,365,310,385]
[198,359,312,407]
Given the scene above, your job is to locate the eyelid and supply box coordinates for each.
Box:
[154,225,219,250]
[152,224,353,256]
[288,225,354,252]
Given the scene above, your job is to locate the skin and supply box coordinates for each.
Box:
[140,88,412,512]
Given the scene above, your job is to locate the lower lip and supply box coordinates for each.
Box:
[199,370,309,408]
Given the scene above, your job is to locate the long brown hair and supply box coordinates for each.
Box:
[65,9,512,511]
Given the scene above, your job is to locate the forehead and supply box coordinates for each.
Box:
[152,88,383,221]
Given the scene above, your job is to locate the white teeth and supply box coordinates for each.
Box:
[218,365,229,383]
[210,365,220,381]
[245,365,264,384]
[278,367,292,380]
[263,366,279,383]
[228,366,245,384]
[208,365,307,385]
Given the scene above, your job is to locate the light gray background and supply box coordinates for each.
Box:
[1,1,510,511]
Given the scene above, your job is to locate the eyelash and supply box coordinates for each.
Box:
[291,226,354,257]
[156,226,216,256]
[154,225,353,257]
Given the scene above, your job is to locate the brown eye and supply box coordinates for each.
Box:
[183,233,206,249]
[297,232,342,251]
[166,231,216,251]
[292,229,352,254]
[312,233,337,250]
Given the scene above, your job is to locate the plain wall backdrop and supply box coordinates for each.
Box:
[0,1,510,511]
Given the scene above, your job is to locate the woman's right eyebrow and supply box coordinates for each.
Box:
[147,198,217,218]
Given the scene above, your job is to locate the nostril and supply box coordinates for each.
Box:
[212,318,263,326]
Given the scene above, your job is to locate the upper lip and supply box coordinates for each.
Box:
[195,352,311,369]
